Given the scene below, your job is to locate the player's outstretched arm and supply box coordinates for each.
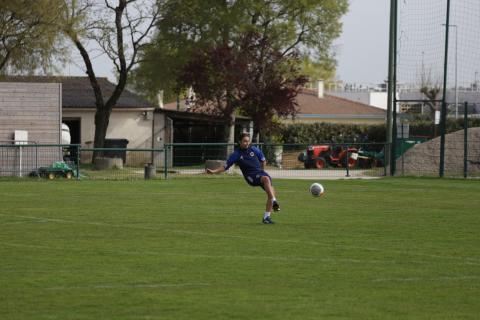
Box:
[206,167,226,174]
[208,151,236,174]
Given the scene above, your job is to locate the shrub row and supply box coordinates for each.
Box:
[277,118,480,144]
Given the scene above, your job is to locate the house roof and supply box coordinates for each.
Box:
[0,76,152,109]
[158,109,251,123]
[163,89,385,120]
[161,99,251,120]
[162,99,194,112]
[296,89,386,117]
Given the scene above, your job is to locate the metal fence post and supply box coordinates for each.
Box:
[439,0,452,178]
[76,144,80,180]
[401,124,405,176]
[164,145,168,179]
[35,143,39,178]
[384,143,388,176]
[464,101,468,178]
[345,144,350,177]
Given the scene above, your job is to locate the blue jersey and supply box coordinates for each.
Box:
[224,146,266,177]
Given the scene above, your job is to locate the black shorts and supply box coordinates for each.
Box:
[244,171,272,188]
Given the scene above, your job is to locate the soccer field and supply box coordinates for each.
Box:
[1,177,479,319]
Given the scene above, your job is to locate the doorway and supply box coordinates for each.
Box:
[62,118,81,144]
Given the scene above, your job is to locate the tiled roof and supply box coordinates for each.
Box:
[163,99,189,111]
[0,76,152,109]
[163,89,385,118]
[296,89,386,116]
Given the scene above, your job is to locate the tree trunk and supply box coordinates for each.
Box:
[225,112,235,156]
[92,107,111,159]
[253,122,261,143]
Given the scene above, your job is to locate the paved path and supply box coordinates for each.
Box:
[175,168,385,180]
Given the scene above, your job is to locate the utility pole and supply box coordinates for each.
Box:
[475,71,478,91]
[439,0,451,177]
[386,0,397,175]
[442,23,458,118]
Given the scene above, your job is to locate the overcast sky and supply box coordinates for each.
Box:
[334,0,390,85]
[63,0,391,86]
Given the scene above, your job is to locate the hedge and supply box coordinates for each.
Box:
[277,118,480,144]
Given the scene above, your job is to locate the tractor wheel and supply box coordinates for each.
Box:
[315,157,327,169]
[47,172,55,180]
[65,172,73,179]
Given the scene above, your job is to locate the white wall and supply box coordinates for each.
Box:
[63,108,153,148]
[369,92,388,109]
[327,91,388,109]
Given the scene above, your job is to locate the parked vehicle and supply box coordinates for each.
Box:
[32,161,75,180]
[298,145,359,169]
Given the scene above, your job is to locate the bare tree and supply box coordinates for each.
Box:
[61,0,158,157]
[419,67,441,119]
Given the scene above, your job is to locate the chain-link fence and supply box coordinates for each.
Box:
[78,148,165,180]
[0,144,78,179]
[164,142,387,179]
[392,0,480,177]
[394,102,480,177]
[2,137,479,180]
[0,144,163,180]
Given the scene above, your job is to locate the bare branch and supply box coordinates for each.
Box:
[281,24,309,57]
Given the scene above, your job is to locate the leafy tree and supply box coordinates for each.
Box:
[299,55,336,86]
[61,0,158,155]
[0,0,65,73]
[135,0,348,143]
[178,31,308,141]
[235,32,308,139]
[134,0,245,103]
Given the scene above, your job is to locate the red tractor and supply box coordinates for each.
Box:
[298,145,359,169]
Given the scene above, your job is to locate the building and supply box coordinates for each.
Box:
[1,76,155,149]
[156,100,252,166]
[0,81,63,176]
[0,76,252,169]
[326,82,388,110]
[289,83,386,125]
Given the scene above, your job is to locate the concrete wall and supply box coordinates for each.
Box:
[63,108,154,166]
[327,91,388,110]
[369,92,388,110]
[63,108,153,149]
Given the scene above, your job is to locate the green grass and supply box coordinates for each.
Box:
[1,177,479,319]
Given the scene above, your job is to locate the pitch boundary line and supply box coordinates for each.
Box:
[45,283,210,291]
[372,275,479,283]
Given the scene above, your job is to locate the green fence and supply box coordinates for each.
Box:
[79,148,165,180]
[393,101,480,178]
[164,142,388,179]
[0,144,79,179]
[1,138,478,180]
[0,144,164,180]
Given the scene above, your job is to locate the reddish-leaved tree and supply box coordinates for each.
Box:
[179,31,308,143]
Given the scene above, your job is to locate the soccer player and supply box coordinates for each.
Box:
[206,132,280,224]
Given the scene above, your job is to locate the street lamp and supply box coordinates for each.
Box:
[475,71,478,91]
[443,23,458,118]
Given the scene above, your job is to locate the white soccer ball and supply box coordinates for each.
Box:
[309,183,325,197]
